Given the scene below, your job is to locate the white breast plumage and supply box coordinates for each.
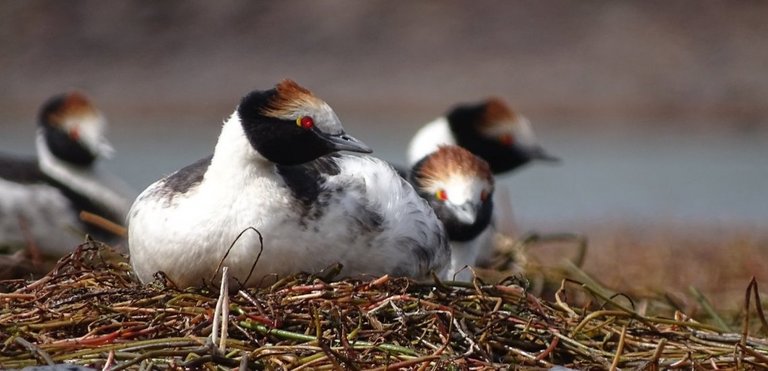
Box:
[128,109,449,288]
[407,117,456,165]
[0,178,82,255]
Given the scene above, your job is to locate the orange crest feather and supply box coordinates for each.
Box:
[479,97,517,127]
[416,146,493,188]
[261,79,325,119]
[48,91,98,127]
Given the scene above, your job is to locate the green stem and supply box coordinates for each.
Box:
[240,320,418,356]
[689,286,731,332]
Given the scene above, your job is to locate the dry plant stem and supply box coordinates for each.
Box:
[744,278,753,348]
[2,243,768,369]
[555,279,578,317]
[534,333,559,362]
[239,321,418,356]
[211,266,230,352]
[211,226,264,287]
[363,354,441,371]
[79,211,127,237]
[14,337,54,366]
[650,338,667,367]
[739,344,768,366]
[101,350,115,371]
[690,285,731,332]
[520,232,589,268]
[746,277,768,336]
[239,352,249,371]
[610,325,628,371]
[572,310,631,335]
[111,345,238,371]
[562,261,616,302]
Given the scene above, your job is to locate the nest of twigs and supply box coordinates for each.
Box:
[1,239,767,370]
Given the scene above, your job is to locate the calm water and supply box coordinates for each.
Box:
[1,116,766,230]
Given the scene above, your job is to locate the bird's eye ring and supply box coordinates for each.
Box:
[297,116,314,129]
[436,189,448,201]
[499,133,514,146]
[69,128,80,141]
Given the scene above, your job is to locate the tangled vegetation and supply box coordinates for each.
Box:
[0,238,767,370]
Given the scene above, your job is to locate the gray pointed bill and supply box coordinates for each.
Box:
[450,202,479,225]
[321,132,373,154]
[527,145,560,162]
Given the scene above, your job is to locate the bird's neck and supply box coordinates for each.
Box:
[207,113,276,183]
[36,132,132,220]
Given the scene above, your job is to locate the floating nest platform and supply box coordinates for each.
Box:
[1,240,767,370]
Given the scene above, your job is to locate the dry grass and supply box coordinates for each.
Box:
[0,235,767,370]
[514,224,768,315]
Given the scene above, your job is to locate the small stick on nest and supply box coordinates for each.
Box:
[79,211,127,237]
[1,241,767,369]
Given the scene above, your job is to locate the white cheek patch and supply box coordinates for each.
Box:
[480,123,513,139]
[479,115,538,148]
[512,115,538,147]
[434,176,490,206]
[66,113,114,158]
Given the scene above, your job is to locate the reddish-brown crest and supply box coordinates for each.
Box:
[478,97,517,128]
[48,91,98,127]
[261,79,325,119]
[415,146,493,187]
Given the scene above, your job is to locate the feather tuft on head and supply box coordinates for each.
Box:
[47,91,99,127]
[415,146,493,189]
[478,97,517,127]
[261,79,326,119]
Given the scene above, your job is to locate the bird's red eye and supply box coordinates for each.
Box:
[436,189,448,201]
[499,133,514,146]
[297,116,314,129]
[480,190,490,202]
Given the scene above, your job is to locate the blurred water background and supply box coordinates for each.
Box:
[1,1,766,233]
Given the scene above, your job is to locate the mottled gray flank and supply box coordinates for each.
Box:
[156,155,212,203]
[0,155,44,184]
[278,157,387,238]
